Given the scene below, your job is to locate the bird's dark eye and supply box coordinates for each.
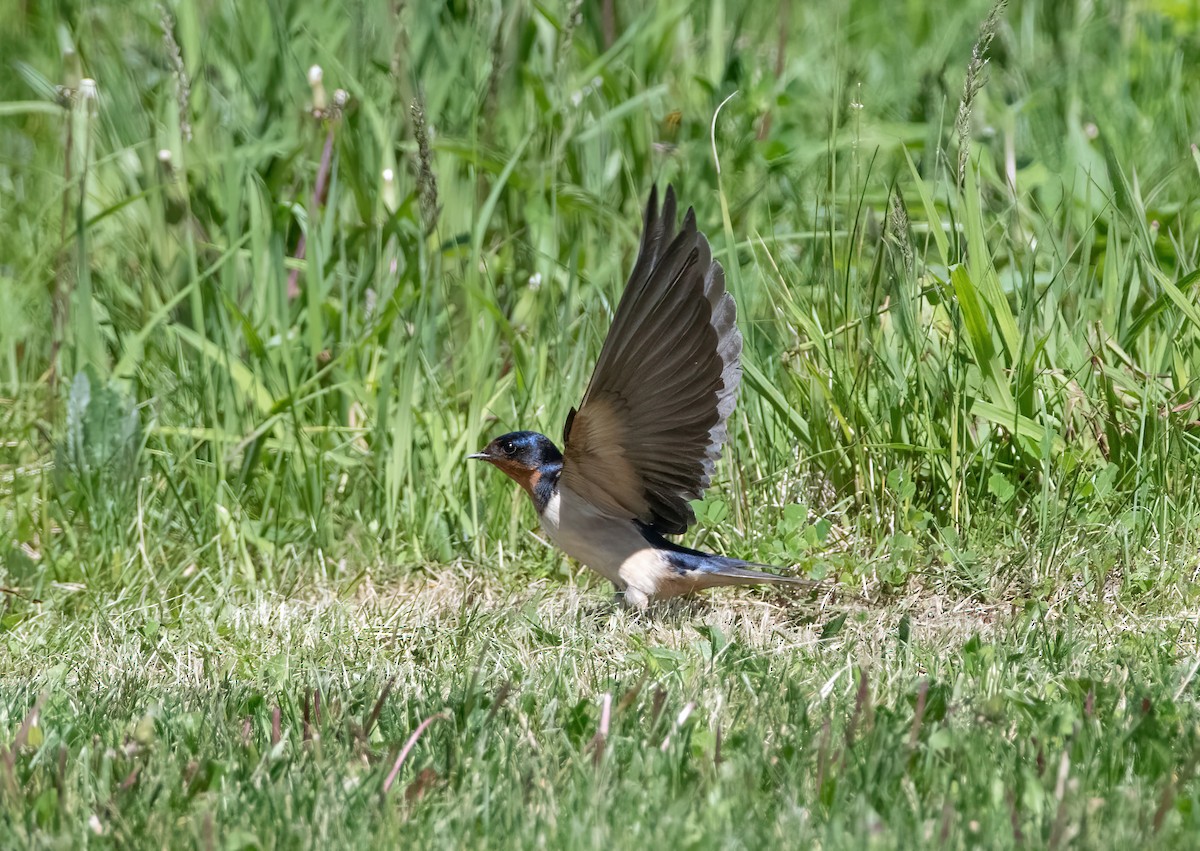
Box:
[502,441,517,456]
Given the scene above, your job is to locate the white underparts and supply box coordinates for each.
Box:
[539,487,679,608]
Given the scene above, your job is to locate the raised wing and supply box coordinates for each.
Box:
[560,185,742,535]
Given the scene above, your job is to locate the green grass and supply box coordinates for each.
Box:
[4,579,1200,847]
[3,0,1200,845]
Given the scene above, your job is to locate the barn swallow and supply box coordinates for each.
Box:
[471,186,820,609]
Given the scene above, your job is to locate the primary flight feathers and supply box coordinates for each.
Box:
[561,185,743,536]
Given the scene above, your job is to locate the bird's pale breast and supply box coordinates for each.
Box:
[539,486,675,600]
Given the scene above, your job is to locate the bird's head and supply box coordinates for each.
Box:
[469,431,563,496]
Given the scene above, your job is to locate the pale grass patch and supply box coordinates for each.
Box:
[3,564,1197,729]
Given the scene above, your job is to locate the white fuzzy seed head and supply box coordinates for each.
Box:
[381,167,397,211]
[308,66,327,113]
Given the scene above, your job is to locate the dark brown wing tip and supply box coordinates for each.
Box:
[562,406,578,446]
[637,185,674,265]
[661,185,678,235]
[683,205,699,235]
[661,184,676,215]
[643,184,659,227]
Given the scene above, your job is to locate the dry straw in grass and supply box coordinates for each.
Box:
[888,191,914,279]
[955,0,1007,189]
[159,5,192,142]
[410,95,439,232]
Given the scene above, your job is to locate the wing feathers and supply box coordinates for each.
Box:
[590,246,704,382]
[562,186,743,535]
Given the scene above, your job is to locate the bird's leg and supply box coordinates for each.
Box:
[619,586,650,611]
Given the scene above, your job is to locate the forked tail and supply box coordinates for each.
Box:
[692,556,826,590]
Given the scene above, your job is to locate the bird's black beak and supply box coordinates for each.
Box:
[467,449,489,462]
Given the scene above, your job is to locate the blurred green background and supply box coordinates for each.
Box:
[3,0,1200,596]
[4,1,1200,846]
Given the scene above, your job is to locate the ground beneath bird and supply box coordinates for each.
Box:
[4,567,1199,847]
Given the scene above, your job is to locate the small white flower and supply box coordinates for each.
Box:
[79,78,98,100]
[308,66,327,112]
[528,272,543,290]
[157,148,172,163]
[570,90,583,107]
[381,168,397,212]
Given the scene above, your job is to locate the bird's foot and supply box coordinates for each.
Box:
[614,586,650,611]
